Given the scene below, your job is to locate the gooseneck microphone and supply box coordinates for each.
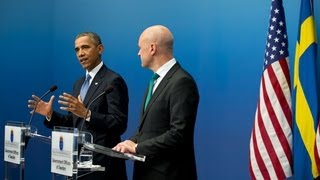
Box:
[28,85,58,125]
[79,86,114,131]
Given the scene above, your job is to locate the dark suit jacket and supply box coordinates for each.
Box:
[130,62,199,180]
[44,65,128,180]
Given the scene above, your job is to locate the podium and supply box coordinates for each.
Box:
[51,127,109,180]
[4,121,51,180]
[4,121,28,180]
[51,127,146,179]
[50,126,80,179]
[4,122,146,180]
[83,142,146,162]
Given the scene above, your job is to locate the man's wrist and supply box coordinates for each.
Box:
[45,115,51,121]
[85,110,91,121]
[135,143,138,153]
[46,111,53,121]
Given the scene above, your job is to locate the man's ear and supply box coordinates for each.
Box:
[97,44,104,55]
[150,43,157,55]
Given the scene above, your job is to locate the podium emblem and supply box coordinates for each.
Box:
[10,129,14,142]
[59,136,64,151]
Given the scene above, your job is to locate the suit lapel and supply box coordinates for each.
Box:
[139,63,181,130]
[83,65,107,106]
[74,65,107,128]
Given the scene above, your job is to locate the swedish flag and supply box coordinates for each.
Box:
[293,0,318,179]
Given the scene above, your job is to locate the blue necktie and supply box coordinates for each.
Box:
[80,74,91,100]
[144,73,160,110]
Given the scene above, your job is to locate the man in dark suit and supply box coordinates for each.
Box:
[28,32,128,180]
[113,25,199,180]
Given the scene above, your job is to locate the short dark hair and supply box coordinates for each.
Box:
[75,32,102,45]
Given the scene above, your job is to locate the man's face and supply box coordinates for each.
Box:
[137,35,152,68]
[75,36,103,71]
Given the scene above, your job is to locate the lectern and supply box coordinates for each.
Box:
[4,121,28,180]
[4,122,146,180]
[50,127,106,180]
[50,127,146,179]
[4,121,50,180]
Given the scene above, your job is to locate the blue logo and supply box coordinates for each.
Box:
[59,136,64,151]
[10,130,14,142]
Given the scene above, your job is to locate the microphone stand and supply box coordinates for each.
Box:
[28,85,58,125]
[79,87,114,132]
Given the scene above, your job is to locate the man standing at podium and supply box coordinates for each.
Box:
[113,25,199,180]
[28,32,128,180]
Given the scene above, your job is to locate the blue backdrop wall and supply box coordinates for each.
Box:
[1,0,320,179]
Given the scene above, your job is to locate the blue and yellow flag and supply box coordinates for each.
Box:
[293,0,318,179]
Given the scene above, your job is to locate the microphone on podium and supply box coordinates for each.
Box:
[80,86,114,131]
[28,85,58,125]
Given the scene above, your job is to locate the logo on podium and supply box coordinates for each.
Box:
[10,129,14,142]
[59,136,64,151]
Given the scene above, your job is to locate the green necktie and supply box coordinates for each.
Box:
[144,73,160,110]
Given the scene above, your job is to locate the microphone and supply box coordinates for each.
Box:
[28,85,58,125]
[80,86,114,131]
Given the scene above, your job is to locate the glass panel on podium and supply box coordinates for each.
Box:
[4,121,53,180]
[25,125,51,144]
[51,128,105,180]
[4,121,28,180]
[83,142,146,162]
[77,131,105,179]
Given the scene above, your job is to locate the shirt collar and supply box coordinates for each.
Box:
[155,58,176,78]
[86,61,103,80]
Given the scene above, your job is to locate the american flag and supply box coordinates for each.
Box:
[249,0,292,179]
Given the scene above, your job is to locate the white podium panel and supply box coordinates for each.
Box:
[4,125,25,164]
[4,121,28,180]
[51,130,75,177]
